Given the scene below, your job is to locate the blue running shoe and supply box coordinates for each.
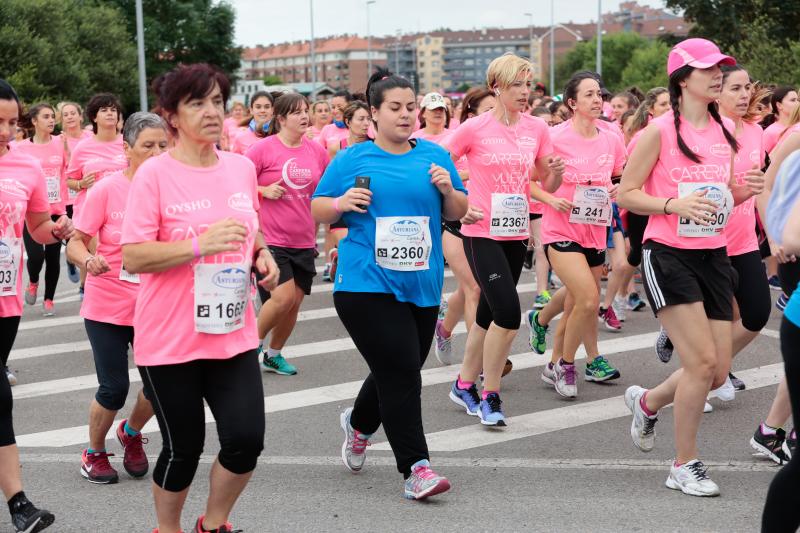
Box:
[478,392,506,426]
[262,353,298,375]
[66,260,79,284]
[449,381,480,416]
[769,275,782,291]
[627,291,646,311]
[777,292,788,312]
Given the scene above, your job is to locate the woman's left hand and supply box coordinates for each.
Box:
[548,156,565,180]
[255,248,280,291]
[429,163,454,196]
[52,215,75,241]
[743,166,765,196]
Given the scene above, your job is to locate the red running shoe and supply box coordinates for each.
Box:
[194,515,241,533]
[116,419,150,477]
[80,449,118,484]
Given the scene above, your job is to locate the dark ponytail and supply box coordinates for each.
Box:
[668,65,738,164]
[365,67,414,129]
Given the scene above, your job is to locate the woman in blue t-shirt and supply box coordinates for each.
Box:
[311,68,467,501]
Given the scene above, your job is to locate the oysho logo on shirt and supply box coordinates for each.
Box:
[228,192,253,213]
[709,143,732,158]
[749,149,761,166]
[480,137,506,145]
[517,136,538,147]
[281,158,314,190]
[0,179,26,198]
[165,199,212,216]
[564,156,589,166]
[390,219,421,236]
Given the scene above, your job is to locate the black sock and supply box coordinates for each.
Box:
[8,491,27,514]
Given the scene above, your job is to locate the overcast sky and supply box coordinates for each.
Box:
[231,0,673,48]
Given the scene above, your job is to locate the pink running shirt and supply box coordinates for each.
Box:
[642,111,735,250]
[410,129,453,145]
[75,172,139,326]
[724,121,764,256]
[0,150,50,317]
[763,121,786,155]
[13,136,67,216]
[65,135,126,213]
[317,123,349,151]
[231,128,262,155]
[445,112,553,240]
[540,120,626,249]
[245,135,328,249]
[121,151,261,366]
[64,130,93,206]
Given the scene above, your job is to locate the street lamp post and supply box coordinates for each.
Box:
[596,0,603,76]
[395,29,401,74]
[366,0,376,76]
[310,0,316,97]
[549,0,555,94]
[524,12,534,67]
[135,0,147,111]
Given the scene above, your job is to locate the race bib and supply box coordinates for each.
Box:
[45,176,61,204]
[193,262,250,334]
[569,185,611,226]
[0,237,22,297]
[375,216,431,271]
[118,264,140,284]
[490,193,529,237]
[677,182,733,237]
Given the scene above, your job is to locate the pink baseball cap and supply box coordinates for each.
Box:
[667,38,736,76]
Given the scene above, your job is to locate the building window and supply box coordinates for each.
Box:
[432,61,440,67]
[464,59,474,66]
[419,61,425,67]
[432,50,440,56]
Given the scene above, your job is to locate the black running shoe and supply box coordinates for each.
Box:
[784,428,797,461]
[729,372,745,391]
[10,496,54,533]
[523,249,533,270]
[750,426,787,464]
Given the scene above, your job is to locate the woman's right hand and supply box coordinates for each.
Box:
[81,173,96,190]
[460,205,484,225]
[548,197,573,213]
[86,254,110,276]
[198,218,248,256]
[259,184,286,200]
[669,191,718,225]
[770,241,797,264]
[337,187,372,214]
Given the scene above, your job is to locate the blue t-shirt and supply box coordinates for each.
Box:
[312,139,466,307]
[767,149,800,246]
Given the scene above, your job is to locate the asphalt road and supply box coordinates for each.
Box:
[5,243,789,532]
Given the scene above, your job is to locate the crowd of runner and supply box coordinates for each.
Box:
[1,35,799,532]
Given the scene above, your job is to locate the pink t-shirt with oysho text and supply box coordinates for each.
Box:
[65,135,126,213]
[0,150,49,317]
[246,135,328,249]
[13,136,67,216]
[642,111,735,250]
[121,151,261,366]
[724,121,764,256]
[75,172,139,326]
[317,123,349,151]
[445,112,553,240]
[540,120,626,249]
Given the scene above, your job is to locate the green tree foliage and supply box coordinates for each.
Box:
[729,17,800,87]
[106,0,242,82]
[0,0,137,108]
[262,75,284,85]
[665,0,800,50]
[621,40,671,92]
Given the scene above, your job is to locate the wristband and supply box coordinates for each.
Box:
[333,196,343,214]
[664,197,673,215]
[191,236,201,258]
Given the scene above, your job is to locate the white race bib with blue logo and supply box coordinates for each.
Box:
[375,216,431,271]
[677,182,733,237]
[569,185,611,226]
[490,193,529,237]
[193,262,250,334]
[0,237,21,297]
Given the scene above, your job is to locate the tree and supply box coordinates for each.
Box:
[0,0,137,107]
[620,40,670,92]
[730,17,800,86]
[665,0,800,50]
[456,83,471,93]
[555,32,650,93]
[262,75,283,86]
[105,0,242,83]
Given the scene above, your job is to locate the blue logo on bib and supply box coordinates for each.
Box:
[391,220,421,236]
[502,196,527,210]
[212,267,247,289]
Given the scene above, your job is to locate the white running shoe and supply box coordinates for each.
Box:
[612,295,627,322]
[711,376,736,402]
[340,407,370,473]
[553,359,577,398]
[624,386,658,452]
[433,320,455,365]
[704,402,713,413]
[541,362,556,385]
[665,459,720,497]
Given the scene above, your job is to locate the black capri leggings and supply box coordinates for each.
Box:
[23,217,61,301]
[626,213,649,268]
[730,251,772,332]
[761,316,800,532]
[0,316,21,447]
[334,291,437,477]
[138,350,265,492]
[84,319,135,411]
[778,262,800,297]
[463,237,527,330]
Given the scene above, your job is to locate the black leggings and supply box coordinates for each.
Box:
[778,262,800,297]
[334,291,437,477]
[463,237,527,330]
[0,316,21,447]
[761,317,800,532]
[626,213,649,267]
[85,319,135,411]
[23,217,61,301]
[730,251,772,332]
[138,350,265,492]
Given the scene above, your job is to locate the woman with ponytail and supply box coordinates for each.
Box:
[762,86,798,154]
[618,38,763,497]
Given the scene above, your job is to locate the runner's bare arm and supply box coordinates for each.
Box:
[25,211,73,244]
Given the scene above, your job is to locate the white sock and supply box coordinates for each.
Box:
[267,347,281,358]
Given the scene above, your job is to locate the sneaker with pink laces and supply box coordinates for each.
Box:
[403,459,451,500]
[598,306,622,331]
[554,358,577,398]
[193,515,241,532]
[80,449,118,484]
[42,299,55,317]
[24,282,38,305]
[340,407,371,473]
[116,419,149,477]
